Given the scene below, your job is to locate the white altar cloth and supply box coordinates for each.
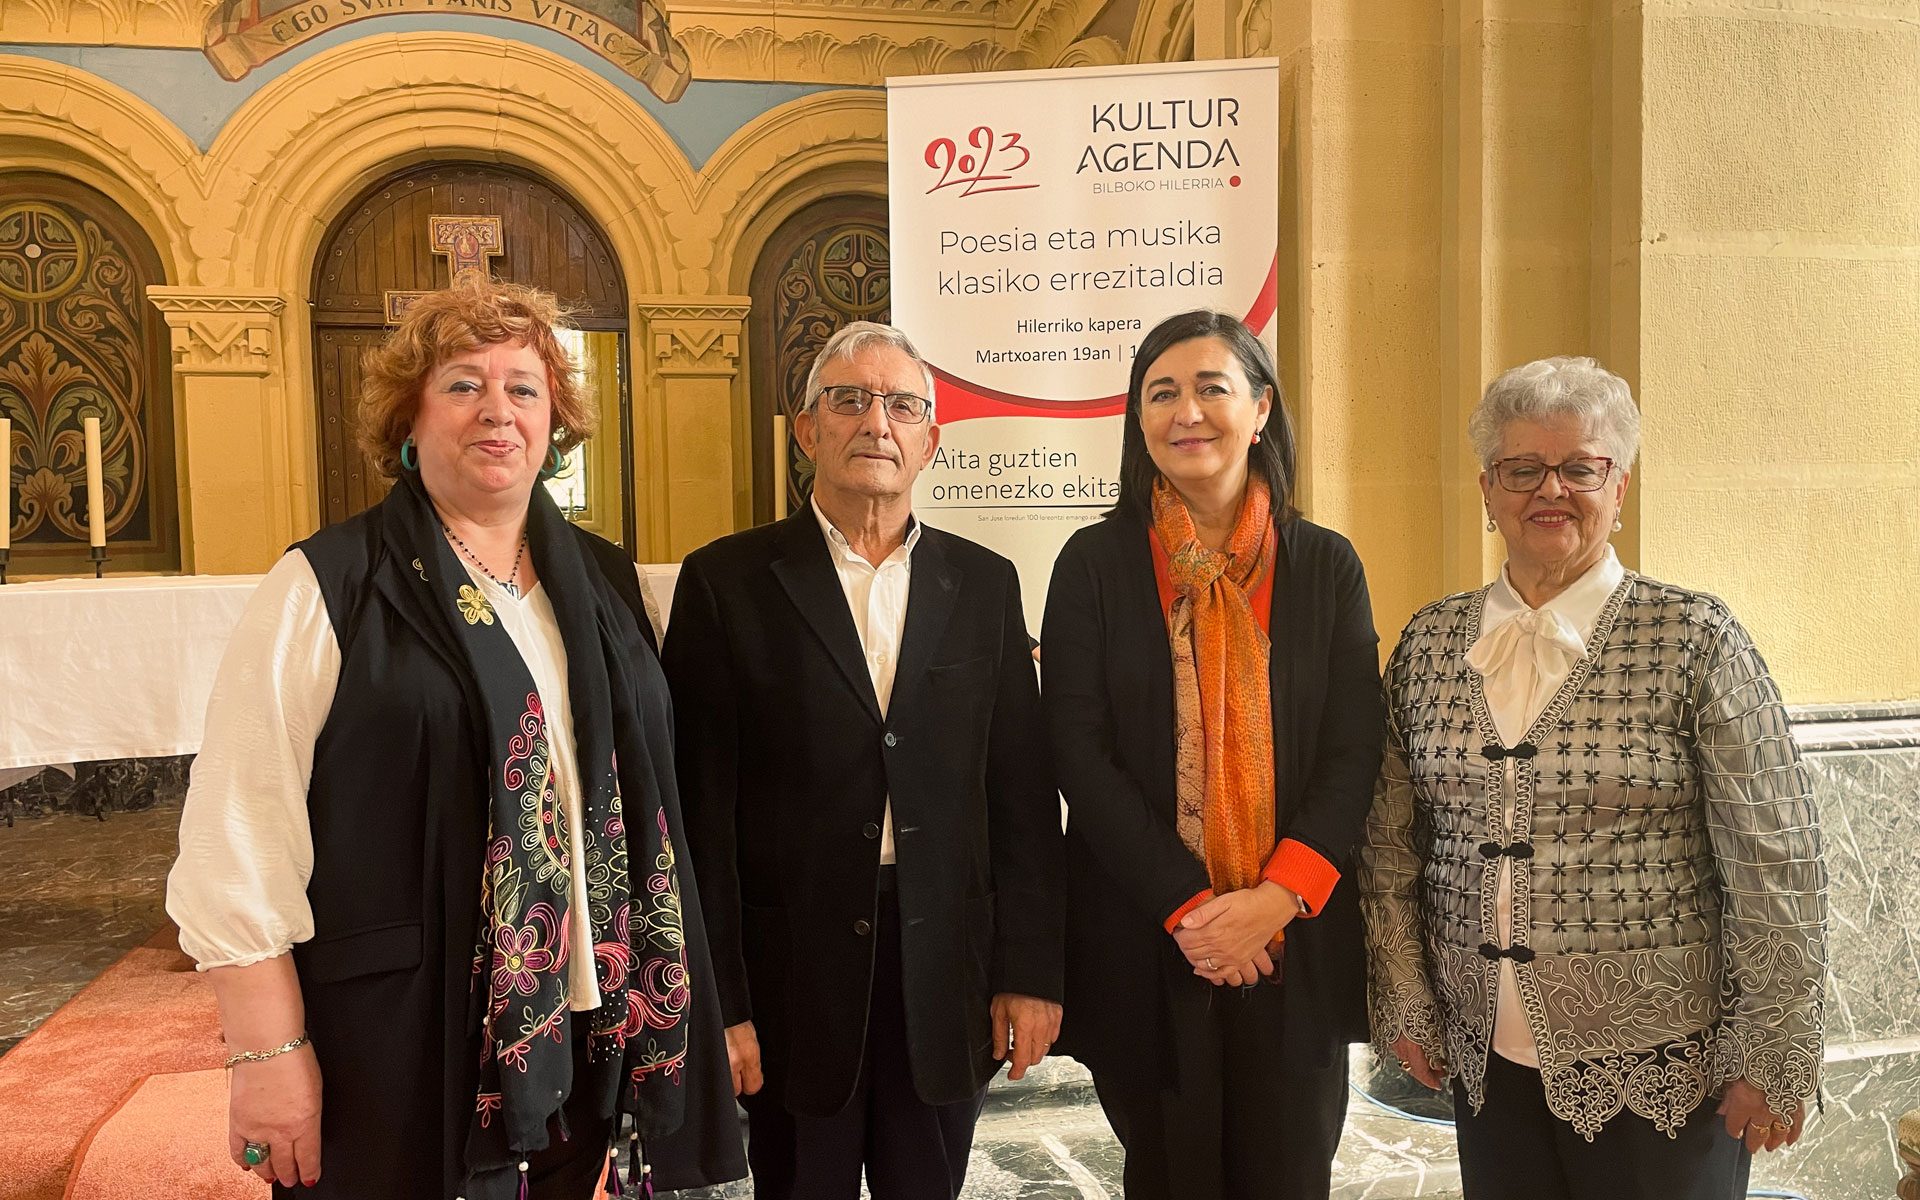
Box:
[0,574,263,772]
[0,566,680,773]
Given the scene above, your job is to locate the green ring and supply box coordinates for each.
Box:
[244,1143,268,1166]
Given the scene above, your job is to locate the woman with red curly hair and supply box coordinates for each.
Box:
[167,279,743,1200]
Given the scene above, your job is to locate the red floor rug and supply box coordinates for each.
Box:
[62,1069,264,1200]
[0,925,251,1200]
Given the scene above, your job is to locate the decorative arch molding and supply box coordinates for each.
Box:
[0,56,198,286]
[1240,0,1274,57]
[1007,0,1114,68]
[184,33,706,539]
[1054,36,1126,69]
[698,91,890,295]
[209,34,700,297]
[1128,0,1195,64]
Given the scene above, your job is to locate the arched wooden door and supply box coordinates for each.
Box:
[311,162,632,545]
[0,172,176,574]
[747,197,889,525]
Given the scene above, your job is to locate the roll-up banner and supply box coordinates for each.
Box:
[888,58,1280,619]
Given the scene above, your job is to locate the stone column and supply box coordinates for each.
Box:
[147,288,292,574]
[631,296,752,561]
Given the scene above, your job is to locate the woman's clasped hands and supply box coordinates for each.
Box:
[1172,881,1302,987]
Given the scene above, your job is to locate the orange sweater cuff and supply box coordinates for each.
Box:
[1263,840,1340,916]
[1164,888,1215,934]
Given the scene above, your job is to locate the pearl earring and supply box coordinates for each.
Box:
[1612,517,1623,532]
[1252,431,1262,445]
[1485,513,1496,533]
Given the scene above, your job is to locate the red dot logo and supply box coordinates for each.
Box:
[1229,175,1241,187]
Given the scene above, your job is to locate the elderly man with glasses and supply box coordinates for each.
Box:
[661,321,1065,1199]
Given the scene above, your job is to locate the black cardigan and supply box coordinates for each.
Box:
[1040,510,1383,1084]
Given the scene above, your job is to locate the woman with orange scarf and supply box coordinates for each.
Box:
[1042,310,1384,1198]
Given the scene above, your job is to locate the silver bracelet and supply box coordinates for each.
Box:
[224,1033,310,1069]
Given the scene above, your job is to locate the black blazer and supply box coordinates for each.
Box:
[1040,510,1383,1086]
[662,511,1065,1116]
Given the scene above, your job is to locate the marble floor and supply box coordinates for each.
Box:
[3,799,1915,1199]
[0,805,178,1058]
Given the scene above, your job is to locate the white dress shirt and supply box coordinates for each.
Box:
[1465,545,1624,1067]
[166,548,663,1012]
[811,498,921,866]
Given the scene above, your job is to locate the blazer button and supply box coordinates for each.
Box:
[862,822,881,839]
[883,731,898,748]
[853,918,873,936]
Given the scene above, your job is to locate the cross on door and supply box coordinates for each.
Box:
[383,215,506,324]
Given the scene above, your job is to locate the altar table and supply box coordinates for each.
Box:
[0,567,679,778]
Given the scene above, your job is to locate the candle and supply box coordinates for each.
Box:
[773,414,789,521]
[1,416,10,552]
[83,415,105,548]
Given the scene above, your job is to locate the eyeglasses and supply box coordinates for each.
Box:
[1489,456,1616,493]
[815,385,932,424]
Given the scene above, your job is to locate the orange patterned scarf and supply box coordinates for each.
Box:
[1153,476,1278,898]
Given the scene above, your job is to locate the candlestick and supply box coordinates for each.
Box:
[83,415,106,548]
[773,414,789,521]
[1,415,11,555]
[89,543,108,579]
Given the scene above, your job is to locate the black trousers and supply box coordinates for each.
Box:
[521,1012,617,1200]
[742,884,987,1200]
[1454,1051,1753,1200]
[1088,972,1349,1200]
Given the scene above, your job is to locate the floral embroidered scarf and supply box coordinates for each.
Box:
[386,472,689,1196]
[1152,476,1279,903]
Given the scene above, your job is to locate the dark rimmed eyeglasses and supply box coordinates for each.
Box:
[815,385,932,424]
[1489,456,1616,493]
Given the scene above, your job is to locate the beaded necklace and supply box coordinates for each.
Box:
[444,524,527,598]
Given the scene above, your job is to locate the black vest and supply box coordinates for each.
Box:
[287,503,729,1199]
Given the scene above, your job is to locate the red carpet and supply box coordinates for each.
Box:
[62,1070,264,1200]
[0,925,256,1200]
[0,926,612,1198]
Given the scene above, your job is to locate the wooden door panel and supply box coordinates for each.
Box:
[747,197,890,525]
[313,327,388,527]
[0,171,177,574]
[310,162,629,530]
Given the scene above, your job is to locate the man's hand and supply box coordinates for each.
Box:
[991,993,1062,1082]
[1717,1078,1805,1153]
[1173,882,1300,984]
[1391,1036,1444,1091]
[724,1020,763,1097]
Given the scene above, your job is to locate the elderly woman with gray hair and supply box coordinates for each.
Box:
[1359,357,1827,1200]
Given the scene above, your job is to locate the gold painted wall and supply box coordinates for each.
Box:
[1,0,1914,702]
[1630,1,1920,704]
[1252,0,1918,704]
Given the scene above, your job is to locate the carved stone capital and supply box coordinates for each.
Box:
[147,288,288,377]
[635,295,753,377]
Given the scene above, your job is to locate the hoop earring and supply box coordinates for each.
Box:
[399,437,418,472]
[540,443,565,479]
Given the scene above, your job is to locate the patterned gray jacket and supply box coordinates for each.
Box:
[1360,572,1827,1139]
